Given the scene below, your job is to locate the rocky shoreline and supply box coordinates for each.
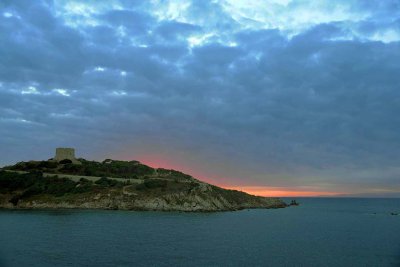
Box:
[0,199,287,212]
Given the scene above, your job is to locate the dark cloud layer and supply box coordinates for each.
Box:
[1,0,399,195]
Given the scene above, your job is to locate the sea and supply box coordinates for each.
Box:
[0,198,399,267]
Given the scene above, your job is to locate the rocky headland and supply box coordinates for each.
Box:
[0,158,286,212]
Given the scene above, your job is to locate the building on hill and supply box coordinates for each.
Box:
[52,148,81,165]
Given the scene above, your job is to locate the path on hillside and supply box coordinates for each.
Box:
[2,170,197,184]
[3,170,143,184]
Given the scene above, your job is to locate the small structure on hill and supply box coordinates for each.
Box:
[52,148,81,164]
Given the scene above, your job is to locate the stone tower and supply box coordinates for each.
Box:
[53,148,81,164]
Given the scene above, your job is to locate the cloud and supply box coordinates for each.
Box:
[0,0,399,195]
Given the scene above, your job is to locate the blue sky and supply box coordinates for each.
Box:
[1,0,400,196]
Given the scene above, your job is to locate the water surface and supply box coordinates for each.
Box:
[1,198,399,266]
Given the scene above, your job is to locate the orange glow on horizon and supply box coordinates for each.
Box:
[223,186,343,197]
[119,154,343,198]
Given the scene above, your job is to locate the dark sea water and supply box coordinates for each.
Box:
[0,198,399,267]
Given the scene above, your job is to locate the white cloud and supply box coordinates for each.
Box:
[151,0,191,22]
[111,90,127,96]
[53,89,70,97]
[94,66,106,72]
[370,29,400,43]
[54,1,123,28]
[3,12,13,18]
[116,25,127,38]
[51,0,395,47]
[187,33,215,47]
[0,117,35,124]
[49,112,75,118]
[328,27,400,44]
[21,86,40,95]
[221,0,369,37]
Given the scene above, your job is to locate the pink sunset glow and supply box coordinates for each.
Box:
[119,153,343,197]
[223,186,344,197]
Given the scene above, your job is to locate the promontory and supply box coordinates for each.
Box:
[0,148,286,212]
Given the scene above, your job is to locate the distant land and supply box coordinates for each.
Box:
[0,148,286,212]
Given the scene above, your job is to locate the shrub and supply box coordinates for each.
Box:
[95,177,121,187]
[0,171,94,199]
[60,164,84,174]
[144,179,167,189]
[73,183,92,194]
[45,178,77,196]
[0,171,41,192]
[79,178,92,184]
[38,161,58,169]
[59,159,73,164]
[26,161,41,169]
[135,179,168,191]
[135,183,147,191]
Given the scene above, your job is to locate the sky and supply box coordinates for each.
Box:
[1,0,400,197]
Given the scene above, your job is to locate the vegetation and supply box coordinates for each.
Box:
[156,168,193,181]
[4,159,195,182]
[0,171,120,205]
[94,177,123,187]
[210,185,261,205]
[5,159,156,179]
[59,159,72,164]
[136,179,168,190]
[0,161,286,211]
[77,159,155,178]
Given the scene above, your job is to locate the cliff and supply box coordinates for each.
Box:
[0,159,286,212]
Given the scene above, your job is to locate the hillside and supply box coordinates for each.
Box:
[0,159,286,211]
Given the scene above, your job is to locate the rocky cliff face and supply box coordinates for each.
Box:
[0,181,286,211]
